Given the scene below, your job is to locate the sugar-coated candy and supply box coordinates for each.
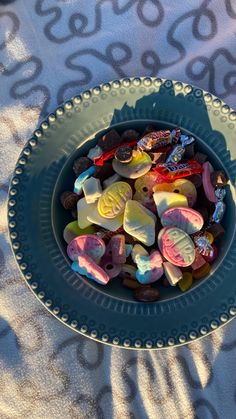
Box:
[202,162,217,203]
[166,135,195,164]
[134,172,159,202]
[77,198,94,229]
[125,244,133,258]
[153,191,188,218]
[87,145,103,160]
[131,244,148,263]
[99,254,122,278]
[211,170,228,188]
[194,152,208,164]
[60,191,79,210]
[191,250,207,270]
[153,178,197,207]
[73,156,93,177]
[120,264,137,279]
[158,227,195,267]
[192,262,211,280]
[121,129,139,142]
[87,203,124,231]
[103,173,121,188]
[124,200,156,246]
[72,254,109,285]
[161,207,203,234]
[153,159,202,181]
[115,145,133,163]
[136,251,163,284]
[98,129,122,152]
[107,234,126,264]
[98,182,132,218]
[203,244,218,263]
[178,272,193,292]
[134,286,160,302]
[82,177,102,204]
[63,221,95,244]
[67,234,106,262]
[163,261,183,286]
[74,166,96,194]
[112,150,152,179]
[206,223,225,240]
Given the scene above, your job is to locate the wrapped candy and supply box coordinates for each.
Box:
[211,187,226,223]
[93,140,137,166]
[137,128,181,151]
[166,135,195,164]
[153,159,202,181]
[193,234,214,258]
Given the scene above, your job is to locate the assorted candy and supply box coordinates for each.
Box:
[60,126,229,302]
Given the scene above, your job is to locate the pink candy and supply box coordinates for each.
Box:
[72,254,109,285]
[67,234,105,262]
[202,162,217,203]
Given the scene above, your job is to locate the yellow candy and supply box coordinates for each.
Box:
[153,191,188,217]
[112,150,152,179]
[153,179,197,207]
[98,181,132,219]
[134,172,158,198]
[178,272,193,292]
[204,231,214,244]
[123,200,156,246]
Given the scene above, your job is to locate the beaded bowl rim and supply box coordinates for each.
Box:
[7,76,236,350]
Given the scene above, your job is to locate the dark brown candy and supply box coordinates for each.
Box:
[184,143,195,159]
[98,129,122,152]
[94,163,115,182]
[73,157,92,177]
[121,129,139,142]
[187,174,202,188]
[60,191,79,210]
[142,125,155,136]
[195,207,209,224]
[134,286,160,302]
[194,152,208,164]
[148,152,167,164]
[210,170,228,188]
[206,223,225,240]
[115,145,133,163]
[71,208,78,220]
[122,277,145,290]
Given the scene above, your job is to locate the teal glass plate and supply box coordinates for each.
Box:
[8,77,236,350]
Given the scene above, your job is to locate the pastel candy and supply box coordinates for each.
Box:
[125,244,133,258]
[87,204,124,231]
[99,254,122,278]
[124,200,156,246]
[107,234,126,264]
[120,264,137,279]
[153,191,188,218]
[202,162,217,203]
[112,150,152,179]
[77,198,94,229]
[72,254,109,285]
[74,166,96,194]
[161,207,204,234]
[131,244,148,263]
[82,177,102,204]
[103,173,121,188]
[67,234,106,262]
[163,261,183,286]
[134,172,158,201]
[63,221,95,244]
[158,227,195,267]
[191,250,206,270]
[136,251,163,284]
[98,182,132,218]
[153,178,197,207]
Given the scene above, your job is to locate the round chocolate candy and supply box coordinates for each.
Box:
[115,145,133,163]
[73,157,92,177]
[134,286,160,302]
[60,191,79,210]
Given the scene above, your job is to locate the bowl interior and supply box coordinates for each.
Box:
[52,120,235,302]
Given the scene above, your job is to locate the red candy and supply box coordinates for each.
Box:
[153,159,202,181]
[203,244,218,263]
[93,140,137,166]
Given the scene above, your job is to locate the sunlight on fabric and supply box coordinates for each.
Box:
[6,35,29,62]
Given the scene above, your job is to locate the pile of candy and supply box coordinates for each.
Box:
[60,126,228,302]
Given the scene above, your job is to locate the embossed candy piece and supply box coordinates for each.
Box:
[134,286,160,302]
[153,178,197,207]
[82,177,102,204]
[158,227,195,267]
[63,221,95,244]
[153,191,188,218]
[98,181,132,219]
[161,207,204,234]
[202,162,217,203]
[163,261,183,286]
[67,234,106,262]
[87,203,124,231]
[112,150,152,179]
[77,197,94,229]
[72,254,109,285]
[124,200,156,246]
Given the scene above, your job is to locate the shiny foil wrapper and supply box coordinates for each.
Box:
[215,187,226,201]
[194,235,214,257]
[137,128,181,152]
[212,201,226,223]
[166,135,195,164]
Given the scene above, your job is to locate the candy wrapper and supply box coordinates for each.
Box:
[137,128,181,151]
[166,135,195,164]
[153,159,202,181]
[211,187,226,223]
[194,234,214,258]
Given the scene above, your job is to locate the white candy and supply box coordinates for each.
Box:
[163,261,183,286]
[87,145,103,160]
[82,177,102,204]
[87,204,123,232]
[131,244,148,263]
[103,173,121,188]
[77,198,94,229]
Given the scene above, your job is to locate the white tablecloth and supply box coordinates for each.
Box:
[1,1,236,418]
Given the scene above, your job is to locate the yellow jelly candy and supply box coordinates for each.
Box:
[153,179,197,207]
[178,272,193,292]
[204,231,214,244]
[153,191,188,217]
[98,181,132,219]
